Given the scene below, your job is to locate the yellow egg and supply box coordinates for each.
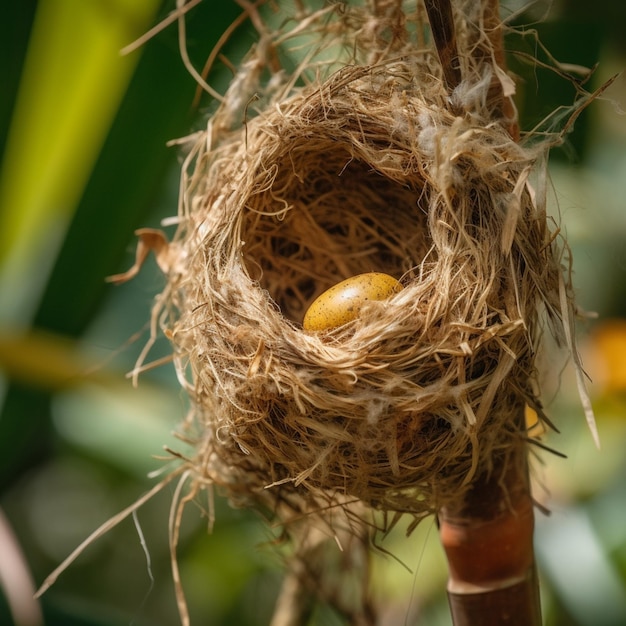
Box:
[303,272,403,331]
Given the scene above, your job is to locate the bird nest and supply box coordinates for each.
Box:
[36,4,601,620]
[117,0,593,522]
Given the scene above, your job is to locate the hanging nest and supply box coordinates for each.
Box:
[127,0,591,522]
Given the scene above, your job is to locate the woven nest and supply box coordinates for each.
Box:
[149,0,579,521]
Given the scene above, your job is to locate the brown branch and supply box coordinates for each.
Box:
[423,0,462,91]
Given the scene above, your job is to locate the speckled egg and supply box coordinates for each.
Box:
[302,272,403,331]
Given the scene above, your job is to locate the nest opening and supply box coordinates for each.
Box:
[241,143,431,325]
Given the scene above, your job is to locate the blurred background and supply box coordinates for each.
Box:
[0,1,625,625]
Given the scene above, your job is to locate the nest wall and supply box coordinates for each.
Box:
[160,1,569,519]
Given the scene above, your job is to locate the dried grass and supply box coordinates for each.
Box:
[151,0,578,523]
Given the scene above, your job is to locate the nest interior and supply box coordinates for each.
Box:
[242,125,430,324]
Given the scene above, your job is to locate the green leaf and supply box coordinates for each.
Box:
[0,0,242,488]
[0,0,37,160]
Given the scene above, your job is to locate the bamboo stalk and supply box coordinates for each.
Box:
[446,573,541,626]
[438,429,542,625]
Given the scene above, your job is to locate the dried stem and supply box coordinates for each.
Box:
[473,0,519,139]
[423,0,462,91]
[270,508,376,626]
[271,565,315,626]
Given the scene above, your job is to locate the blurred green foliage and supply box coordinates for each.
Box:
[1,1,625,625]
